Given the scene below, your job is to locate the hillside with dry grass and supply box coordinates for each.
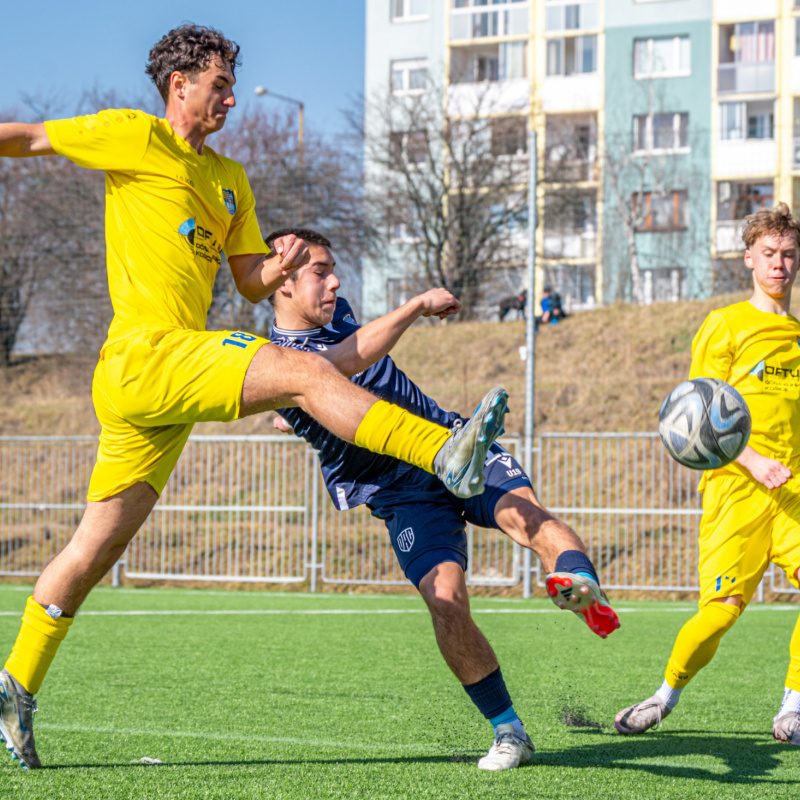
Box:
[0,293,757,437]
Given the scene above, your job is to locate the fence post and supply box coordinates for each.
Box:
[111,560,121,588]
[309,448,320,593]
[522,128,538,599]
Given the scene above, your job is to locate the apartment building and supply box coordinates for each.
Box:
[362,0,798,320]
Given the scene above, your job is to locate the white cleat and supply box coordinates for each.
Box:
[773,711,800,745]
[0,669,41,769]
[435,387,509,499]
[614,695,670,735]
[477,723,535,771]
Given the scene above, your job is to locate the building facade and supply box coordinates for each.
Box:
[362,0,799,320]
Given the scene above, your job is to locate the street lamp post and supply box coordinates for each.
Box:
[254,86,304,169]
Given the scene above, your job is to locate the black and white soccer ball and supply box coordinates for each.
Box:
[658,378,751,470]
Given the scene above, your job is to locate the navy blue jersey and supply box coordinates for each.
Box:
[270,298,461,509]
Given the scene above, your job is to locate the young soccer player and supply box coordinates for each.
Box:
[0,26,509,769]
[615,203,800,745]
[266,227,620,771]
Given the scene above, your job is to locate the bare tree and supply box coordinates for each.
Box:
[602,84,709,305]
[357,81,530,319]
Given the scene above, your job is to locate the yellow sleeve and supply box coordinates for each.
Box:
[224,168,268,257]
[44,109,151,172]
[689,311,734,381]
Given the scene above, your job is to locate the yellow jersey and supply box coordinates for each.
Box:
[690,300,800,473]
[45,109,268,346]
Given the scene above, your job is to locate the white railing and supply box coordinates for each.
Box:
[0,434,791,595]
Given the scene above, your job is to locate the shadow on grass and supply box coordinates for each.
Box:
[538,730,795,785]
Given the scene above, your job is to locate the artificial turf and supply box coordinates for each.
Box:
[0,584,798,799]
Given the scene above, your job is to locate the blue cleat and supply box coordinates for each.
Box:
[434,387,509,498]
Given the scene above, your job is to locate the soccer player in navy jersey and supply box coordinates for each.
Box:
[266,228,620,771]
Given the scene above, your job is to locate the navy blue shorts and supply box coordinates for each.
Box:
[366,444,532,588]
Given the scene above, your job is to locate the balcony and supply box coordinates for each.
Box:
[543,74,601,112]
[447,80,529,116]
[716,220,746,252]
[543,231,598,260]
[717,62,774,94]
[714,139,776,179]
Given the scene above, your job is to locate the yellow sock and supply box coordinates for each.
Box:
[354,400,450,474]
[665,602,740,689]
[785,613,800,693]
[5,597,74,694]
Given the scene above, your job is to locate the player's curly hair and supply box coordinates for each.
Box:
[146,24,242,103]
[742,202,800,249]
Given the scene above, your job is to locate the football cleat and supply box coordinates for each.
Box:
[545,572,620,639]
[773,712,800,746]
[614,695,670,735]
[0,669,41,769]
[477,724,535,771]
[434,387,509,499]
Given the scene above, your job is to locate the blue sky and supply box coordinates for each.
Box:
[4,1,365,134]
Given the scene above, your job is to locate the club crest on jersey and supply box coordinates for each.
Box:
[222,189,236,215]
[397,527,415,553]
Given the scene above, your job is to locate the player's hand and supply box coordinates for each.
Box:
[417,288,461,320]
[272,234,310,277]
[273,415,294,434]
[740,450,791,489]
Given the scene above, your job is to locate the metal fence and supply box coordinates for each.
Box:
[0,433,793,595]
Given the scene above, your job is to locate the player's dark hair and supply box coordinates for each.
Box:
[742,202,800,250]
[146,24,242,103]
[265,228,333,306]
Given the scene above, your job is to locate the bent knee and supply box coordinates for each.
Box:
[420,570,470,621]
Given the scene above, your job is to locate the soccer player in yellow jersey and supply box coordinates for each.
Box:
[0,25,510,769]
[615,203,800,745]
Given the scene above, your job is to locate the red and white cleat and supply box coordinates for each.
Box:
[545,572,620,639]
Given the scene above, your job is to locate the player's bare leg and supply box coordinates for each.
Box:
[1,482,158,768]
[418,562,534,770]
[241,345,508,498]
[493,487,620,638]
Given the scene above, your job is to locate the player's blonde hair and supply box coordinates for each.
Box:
[742,202,800,250]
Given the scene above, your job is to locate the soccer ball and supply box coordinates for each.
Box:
[658,378,751,470]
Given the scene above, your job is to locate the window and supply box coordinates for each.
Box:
[796,18,800,56]
[449,42,527,83]
[491,117,528,156]
[633,113,689,152]
[643,268,687,304]
[633,36,690,78]
[717,181,772,221]
[544,114,598,182]
[390,131,428,166]
[634,191,688,232]
[721,102,775,140]
[719,21,775,65]
[547,35,597,76]
[391,0,428,21]
[391,59,428,94]
[545,0,598,32]
[450,0,529,41]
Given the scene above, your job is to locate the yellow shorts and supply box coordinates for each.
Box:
[88,327,268,501]
[698,471,800,607]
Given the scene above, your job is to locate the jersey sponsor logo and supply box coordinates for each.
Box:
[178,218,223,266]
[336,486,349,511]
[749,358,800,394]
[222,188,236,215]
[397,527,415,553]
[715,574,736,592]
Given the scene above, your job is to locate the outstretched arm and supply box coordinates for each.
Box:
[0,123,56,157]
[321,288,460,378]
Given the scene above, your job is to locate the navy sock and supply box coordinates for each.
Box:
[554,550,598,584]
[463,667,513,721]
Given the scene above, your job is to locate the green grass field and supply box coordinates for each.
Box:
[0,585,799,799]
